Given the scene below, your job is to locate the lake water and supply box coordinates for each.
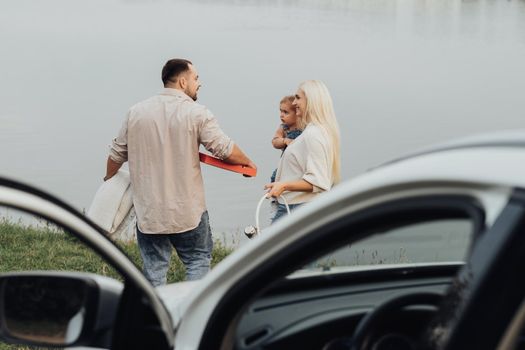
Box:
[2,0,525,246]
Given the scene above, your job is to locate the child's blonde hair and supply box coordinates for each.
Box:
[280,95,295,105]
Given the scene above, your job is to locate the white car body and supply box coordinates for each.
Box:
[162,130,525,349]
[2,129,525,350]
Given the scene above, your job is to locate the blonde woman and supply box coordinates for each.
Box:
[265,80,341,223]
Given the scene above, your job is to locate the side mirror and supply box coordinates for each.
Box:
[0,273,102,347]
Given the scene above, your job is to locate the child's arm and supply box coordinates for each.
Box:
[271,125,287,149]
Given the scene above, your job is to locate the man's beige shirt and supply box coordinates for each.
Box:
[109,88,234,234]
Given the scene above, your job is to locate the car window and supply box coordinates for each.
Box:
[0,206,123,278]
[201,195,485,349]
[0,205,123,350]
[303,218,473,271]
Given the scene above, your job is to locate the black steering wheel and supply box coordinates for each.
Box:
[350,292,443,350]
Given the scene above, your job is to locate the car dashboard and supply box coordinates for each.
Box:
[234,265,460,350]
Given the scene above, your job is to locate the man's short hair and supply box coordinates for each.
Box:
[162,58,193,85]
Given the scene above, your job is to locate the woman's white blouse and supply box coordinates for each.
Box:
[275,124,333,205]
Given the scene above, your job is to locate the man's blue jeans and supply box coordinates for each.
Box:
[136,211,213,286]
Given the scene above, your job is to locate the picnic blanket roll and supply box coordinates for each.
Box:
[87,169,136,241]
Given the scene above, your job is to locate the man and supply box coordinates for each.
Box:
[104,58,256,286]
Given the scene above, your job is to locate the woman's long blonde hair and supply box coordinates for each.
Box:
[298,80,341,184]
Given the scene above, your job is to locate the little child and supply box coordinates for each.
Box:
[270,95,304,183]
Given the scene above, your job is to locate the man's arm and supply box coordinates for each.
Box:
[196,109,256,170]
[223,144,257,170]
[104,156,123,181]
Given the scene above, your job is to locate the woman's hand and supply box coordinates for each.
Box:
[265,179,314,198]
[264,182,287,198]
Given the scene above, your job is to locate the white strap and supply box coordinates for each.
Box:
[254,194,290,237]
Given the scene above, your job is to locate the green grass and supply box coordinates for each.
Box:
[0,219,233,350]
[0,219,233,282]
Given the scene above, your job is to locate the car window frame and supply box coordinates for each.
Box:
[0,177,175,349]
[438,188,525,350]
[198,194,486,349]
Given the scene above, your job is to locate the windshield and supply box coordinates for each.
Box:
[302,218,473,272]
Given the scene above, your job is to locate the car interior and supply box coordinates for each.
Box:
[233,208,477,350]
[226,192,525,350]
[4,186,525,350]
[0,196,173,350]
[1,192,478,350]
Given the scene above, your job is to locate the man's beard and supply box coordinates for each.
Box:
[186,88,198,101]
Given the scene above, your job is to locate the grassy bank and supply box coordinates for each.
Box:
[0,219,233,282]
[0,219,233,350]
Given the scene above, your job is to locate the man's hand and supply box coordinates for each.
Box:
[242,161,258,177]
[104,157,123,182]
[225,144,257,177]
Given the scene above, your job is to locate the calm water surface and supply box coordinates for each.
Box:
[1,0,525,246]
